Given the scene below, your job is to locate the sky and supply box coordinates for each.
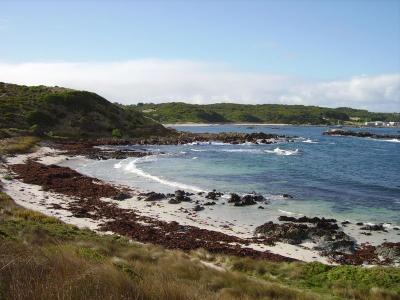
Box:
[0,0,399,112]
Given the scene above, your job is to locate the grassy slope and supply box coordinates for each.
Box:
[0,82,169,138]
[0,192,399,300]
[133,102,400,125]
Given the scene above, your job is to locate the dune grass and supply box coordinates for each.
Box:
[0,136,39,155]
[0,192,399,300]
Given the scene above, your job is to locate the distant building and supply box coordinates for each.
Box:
[365,121,400,127]
[365,121,384,126]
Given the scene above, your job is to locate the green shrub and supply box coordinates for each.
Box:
[112,128,122,139]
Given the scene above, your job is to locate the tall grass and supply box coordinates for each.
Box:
[0,136,39,155]
[0,192,399,300]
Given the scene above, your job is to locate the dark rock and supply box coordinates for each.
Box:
[206,191,218,200]
[360,224,387,232]
[233,193,265,206]
[356,222,364,226]
[228,193,241,203]
[278,215,337,224]
[255,220,355,254]
[175,190,185,199]
[168,198,181,204]
[316,239,356,254]
[112,192,132,201]
[193,205,204,212]
[204,201,216,206]
[316,222,339,230]
[278,216,297,222]
[255,221,309,244]
[144,192,165,201]
[323,129,400,140]
[341,221,351,225]
[175,190,191,202]
[258,206,264,209]
[361,232,372,236]
[235,195,256,206]
[282,194,294,199]
[205,190,223,200]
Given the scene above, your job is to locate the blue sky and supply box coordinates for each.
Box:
[0,0,399,111]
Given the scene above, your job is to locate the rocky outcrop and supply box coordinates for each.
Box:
[375,243,400,264]
[255,219,355,254]
[143,192,166,201]
[360,224,387,232]
[278,216,337,224]
[229,193,241,203]
[174,190,192,202]
[205,190,223,200]
[228,193,266,206]
[323,129,400,140]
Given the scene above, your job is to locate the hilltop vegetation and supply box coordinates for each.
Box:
[2,82,398,137]
[133,102,400,125]
[0,82,169,138]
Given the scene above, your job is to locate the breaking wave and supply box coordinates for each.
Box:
[114,157,204,193]
[265,147,299,156]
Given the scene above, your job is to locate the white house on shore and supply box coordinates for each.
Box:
[365,121,400,127]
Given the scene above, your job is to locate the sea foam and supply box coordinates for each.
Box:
[265,147,299,156]
[302,139,318,144]
[114,157,204,193]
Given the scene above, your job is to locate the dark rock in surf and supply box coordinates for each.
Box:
[229,193,241,203]
[278,215,337,224]
[360,224,387,232]
[205,190,223,200]
[282,194,294,199]
[112,192,132,201]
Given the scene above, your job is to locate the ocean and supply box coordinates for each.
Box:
[61,125,400,227]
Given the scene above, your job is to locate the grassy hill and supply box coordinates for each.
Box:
[0,82,169,138]
[132,102,400,125]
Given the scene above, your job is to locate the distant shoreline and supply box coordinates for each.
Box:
[164,123,400,128]
[164,123,301,127]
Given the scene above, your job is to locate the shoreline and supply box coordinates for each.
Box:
[1,145,399,266]
[164,123,400,128]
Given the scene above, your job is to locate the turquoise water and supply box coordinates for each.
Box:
[63,125,400,226]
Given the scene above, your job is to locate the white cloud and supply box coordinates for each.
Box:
[0,60,399,112]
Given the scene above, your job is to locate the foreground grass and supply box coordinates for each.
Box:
[0,136,39,155]
[0,192,399,300]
